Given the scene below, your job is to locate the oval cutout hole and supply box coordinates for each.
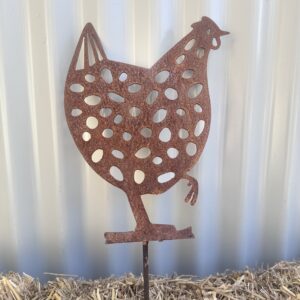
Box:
[164,88,178,100]
[85,74,95,82]
[155,71,170,83]
[212,38,218,47]
[123,132,132,141]
[134,170,145,184]
[176,55,185,64]
[196,48,205,58]
[146,90,158,105]
[194,104,202,113]
[158,172,175,183]
[194,120,205,137]
[86,116,98,129]
[140,128,152,138]
[188,83,203,98]
[182,70,194,79]
[102,128,113,138]
[167,148,179,159]
[92,149,103,163]
[135,147,151,159]
[129,107,141,117]
[112,150,124,159]
[178,128,189,139]
[159,128,171,142]
[101,68,113,84]
[114,114,123,124]
[153,109,167,123]
[82,132,91,141]
[128,84,141,93]
[70,84,84,93]
[153,157,162,165]
[71,108,82,117]
[119,73,127,81]
[184,39,195,51]
[110,166,124,181]
[186,142,197,156]
[108,92,124,103]
[176,108,185,116]
[85,95,101,106]
[99,108,112,117]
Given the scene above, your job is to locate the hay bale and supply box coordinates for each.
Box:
[1,261,300,299]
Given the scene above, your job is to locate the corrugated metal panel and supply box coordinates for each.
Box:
[0,0,300,280]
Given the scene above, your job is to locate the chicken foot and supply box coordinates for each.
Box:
[183,174,198,206]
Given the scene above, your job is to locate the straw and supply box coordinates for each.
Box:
[1,261,300,299]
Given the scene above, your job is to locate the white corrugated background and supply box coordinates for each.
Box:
[1,0,300,281]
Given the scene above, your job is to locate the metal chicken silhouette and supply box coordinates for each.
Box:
[64,17,228,244]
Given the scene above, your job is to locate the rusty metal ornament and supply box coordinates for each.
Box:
[64,17,228,244]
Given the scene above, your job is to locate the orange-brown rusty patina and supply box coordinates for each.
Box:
[64,17,228,244]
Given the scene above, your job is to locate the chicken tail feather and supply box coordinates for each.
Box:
[70,22,107,72]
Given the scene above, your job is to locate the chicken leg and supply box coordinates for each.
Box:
[183,174,198,206]
[104,191,194,243]
[127,191,179,234]
[126,191,152,232]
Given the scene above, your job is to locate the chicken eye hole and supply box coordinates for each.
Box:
[119,72,127,81]
[211,37,220,49]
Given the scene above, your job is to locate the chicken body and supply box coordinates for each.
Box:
[65,17,228,234]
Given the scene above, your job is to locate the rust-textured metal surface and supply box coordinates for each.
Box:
[143,242,149,300]
[64,16,228,244]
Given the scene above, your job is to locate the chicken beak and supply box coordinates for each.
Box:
[220,30,230,36]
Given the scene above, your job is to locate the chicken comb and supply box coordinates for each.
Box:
[64,17,228,244]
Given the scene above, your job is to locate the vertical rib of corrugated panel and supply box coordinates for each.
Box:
[0,0,299,279]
